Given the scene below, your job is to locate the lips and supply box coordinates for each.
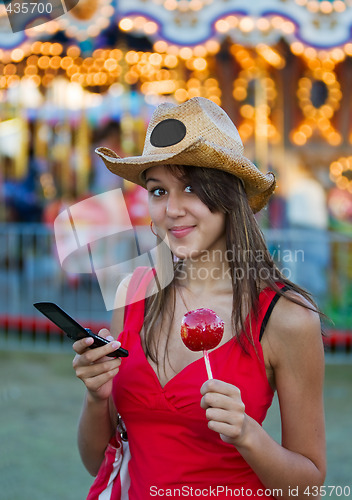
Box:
[169,225,195,238]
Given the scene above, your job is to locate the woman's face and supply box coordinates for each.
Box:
[145,165,226,259]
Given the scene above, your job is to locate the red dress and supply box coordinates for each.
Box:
[109,268,281,499]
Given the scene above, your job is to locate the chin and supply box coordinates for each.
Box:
[172,245,201,260]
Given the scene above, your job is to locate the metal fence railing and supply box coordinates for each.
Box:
[0,223,351,354]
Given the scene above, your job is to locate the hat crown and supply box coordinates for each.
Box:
[96,96,276,213]
[143,97,244,157]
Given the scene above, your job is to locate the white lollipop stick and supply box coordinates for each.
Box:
[203,349,213,379]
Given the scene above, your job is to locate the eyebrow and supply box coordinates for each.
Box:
[145,177,160,184]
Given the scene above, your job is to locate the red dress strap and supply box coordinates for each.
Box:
[123,267,156,334]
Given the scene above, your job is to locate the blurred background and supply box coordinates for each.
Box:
[0,1,351,499]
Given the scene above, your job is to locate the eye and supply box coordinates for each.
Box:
[149,187,166,198]
[184,185,193,193]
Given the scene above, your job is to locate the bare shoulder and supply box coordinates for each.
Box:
[263,290,323,369]
[114,274,133,302]
[270,291,321,335]
[262,291,326,478]
[110,274,133,338]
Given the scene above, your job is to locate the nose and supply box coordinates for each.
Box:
[166,192,186,218]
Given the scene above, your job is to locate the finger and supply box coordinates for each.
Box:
[207,420,241,440]
[73,336,94,354]
[200,384,243,410]
[75,358,121,380]
[201,393,231,410]
[82,340,122,364]
[98,328,112,339]
[200,379,240,397]
[205,407,244,426]
[85,365,121,393]
[200,390,242,411]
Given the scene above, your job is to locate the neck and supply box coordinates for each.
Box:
[176,244,232,294]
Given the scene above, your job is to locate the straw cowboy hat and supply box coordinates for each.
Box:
[95,97,276,212]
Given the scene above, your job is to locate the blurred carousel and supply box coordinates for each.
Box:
[0,0,351,334]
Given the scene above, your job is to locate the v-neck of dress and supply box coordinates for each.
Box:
[124,268,274,391]
[136,332,236,390]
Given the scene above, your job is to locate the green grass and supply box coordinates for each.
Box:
[0,351,92,500]
[0,351,351,500]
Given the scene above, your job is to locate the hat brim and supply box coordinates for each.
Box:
[95,138,276,213]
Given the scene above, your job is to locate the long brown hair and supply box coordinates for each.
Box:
[143,165,321,369]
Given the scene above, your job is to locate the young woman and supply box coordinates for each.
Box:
[73,97,326,499]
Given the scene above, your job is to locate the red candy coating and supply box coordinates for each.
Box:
[181,308,224,352]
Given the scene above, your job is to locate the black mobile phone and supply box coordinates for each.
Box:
[33,302,128,358]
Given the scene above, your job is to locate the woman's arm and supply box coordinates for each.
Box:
[201,295,326,500]
[73,275,131,476]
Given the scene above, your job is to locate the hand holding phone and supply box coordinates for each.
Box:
[33,302,128,358]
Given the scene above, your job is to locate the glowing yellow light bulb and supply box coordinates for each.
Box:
[119,18,134,31]
[215,20,230,33]
[239,17,254,32]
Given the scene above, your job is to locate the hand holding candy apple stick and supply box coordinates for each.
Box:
[181,308,224,379]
